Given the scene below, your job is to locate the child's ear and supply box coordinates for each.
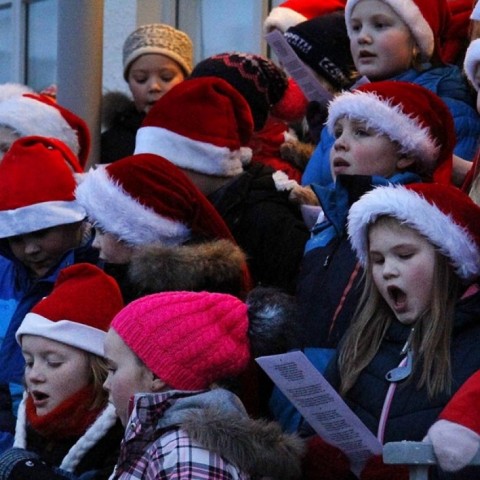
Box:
[396,154,416,171]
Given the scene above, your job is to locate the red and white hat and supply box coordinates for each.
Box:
[134,77,254,177]
[0,90,90,168]
[347,183,480,282]
[464,39,480,91]
[16,263,124,356]
[345,0,451,63]
[0,136,86,239]
[75,153,235,246]
[326,80,455,183]
[471,1,480,21]
[263,0,347,33]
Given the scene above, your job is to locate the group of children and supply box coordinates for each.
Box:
[0,0,479,478]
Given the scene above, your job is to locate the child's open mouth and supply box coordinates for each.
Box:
[31,391,49,405]
[387,286,407,311]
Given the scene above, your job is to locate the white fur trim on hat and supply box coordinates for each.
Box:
[345,0,434,61]
[134,126,252,177]
[263,6,308,33]
[0,83,33,102]
[464,39,480,91]
[471,2,480,21]
[347,185,480,281]
[16,312,107,356]
[427,419,480,472]
[326,90,439,166]
[0,96,80,155]
[75,165,191,246]
[0,200,86,238]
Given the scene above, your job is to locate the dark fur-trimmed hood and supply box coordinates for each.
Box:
[132,389,305,480]
[128,239,248,297]
[184,406,305,479]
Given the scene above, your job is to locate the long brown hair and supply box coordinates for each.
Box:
[87,353,109,410]
[338,217,461,399]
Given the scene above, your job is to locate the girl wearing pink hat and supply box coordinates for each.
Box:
[104,290,304,479]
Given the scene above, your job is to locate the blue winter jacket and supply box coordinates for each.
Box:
[302,65,480,186]
[0,232,99,450]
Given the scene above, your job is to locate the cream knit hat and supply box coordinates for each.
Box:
[123,23,193,78]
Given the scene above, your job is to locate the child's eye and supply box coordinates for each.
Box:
[355,128,369,136]
[370,254,384,265]
[24,361,33,369]
[350,22,361,33]
[398,252,414,260]
[132,76,147,84]
[333,128,343,139]
[161,75,175,82]
[47,361,62,368]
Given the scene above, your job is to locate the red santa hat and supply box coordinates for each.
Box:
[326,81,454,184]
[345,0,451,63]
[464,38,480,90]
[75,153,235,246]
[0,136,86,239]
[347,183,480,282]
[134,77,254,177]
[0,91,90,168]
[263,0,347,33]
[16,263,124,356]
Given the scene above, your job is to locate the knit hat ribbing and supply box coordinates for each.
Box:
[326,80,455,183]
[345,0,451,63]
[123,23,193,78]
[347,183,480,282]
[284,11,356,90]
[190,52,289,131]
[16,264,124,356]
[0,136,86,238]
[134,77,254,176]
[111,291,250,390]
[75,153,234,246]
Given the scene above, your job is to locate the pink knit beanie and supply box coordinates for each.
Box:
[110,291,250,390]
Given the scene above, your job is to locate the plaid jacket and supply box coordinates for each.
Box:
[109,389,304,480]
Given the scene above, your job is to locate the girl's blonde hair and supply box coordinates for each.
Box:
[338,216,461,399]
[86,353,109,409]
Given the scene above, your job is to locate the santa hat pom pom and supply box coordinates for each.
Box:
[271,78,308,123]
[427,419,480,472]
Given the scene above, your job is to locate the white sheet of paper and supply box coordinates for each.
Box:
[265,29,334,105]
[256,351,382,477]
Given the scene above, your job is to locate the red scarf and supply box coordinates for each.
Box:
[26,385,104,440]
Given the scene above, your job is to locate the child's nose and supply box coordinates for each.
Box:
[356,27,372,44]
[148,77,162,92]
[27,364,45,382]
[24,240,41,255]
[333,133,348,150]
[382,260,398,279]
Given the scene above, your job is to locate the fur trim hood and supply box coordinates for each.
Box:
[184,404,305,479]
[128,239,249,296]
[132,389,305,479]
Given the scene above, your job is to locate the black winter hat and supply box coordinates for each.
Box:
[190,52,289,131]
[284,11,356,90]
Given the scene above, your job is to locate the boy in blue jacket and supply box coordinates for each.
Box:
[0,136,98,451]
